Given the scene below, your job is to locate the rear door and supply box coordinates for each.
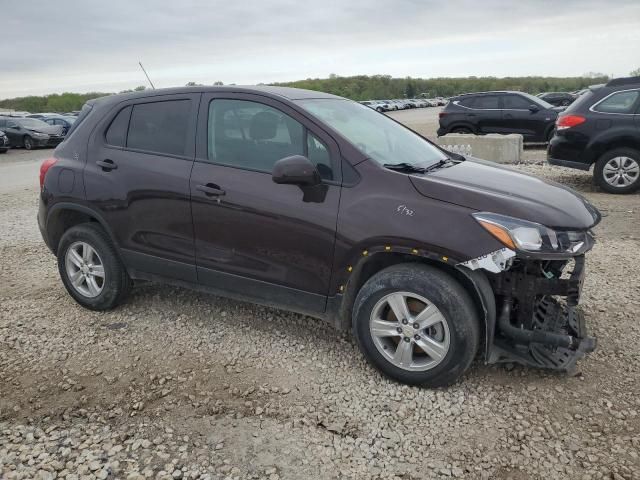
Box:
[470,95,502,133]
[85,93,200,281]
[190,93,341,314]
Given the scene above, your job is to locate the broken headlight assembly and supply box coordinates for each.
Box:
[473,212,593,257]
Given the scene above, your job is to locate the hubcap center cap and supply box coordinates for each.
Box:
[401,324,416,337]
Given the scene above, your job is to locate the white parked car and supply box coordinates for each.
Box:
[360,100,391,112]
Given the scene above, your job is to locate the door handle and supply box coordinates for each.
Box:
[196,183,226,196]
[96,159,117,171]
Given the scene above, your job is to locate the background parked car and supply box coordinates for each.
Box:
[437,90,563,142]
[27,113,62,119]
[536,92,577,107]
[42,115,76,135]
[0,130,9,153]
[548,76,640,194]
[0,116,65,149]
[360,100,390,112]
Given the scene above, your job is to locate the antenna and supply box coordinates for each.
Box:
[138,61,155,89]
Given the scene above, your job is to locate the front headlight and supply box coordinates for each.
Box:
[473,212,591,256]
[33,132,48,138]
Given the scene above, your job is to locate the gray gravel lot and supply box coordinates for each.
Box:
[1,132,639,480]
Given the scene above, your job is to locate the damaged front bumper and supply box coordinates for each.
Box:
[461,252,597,373]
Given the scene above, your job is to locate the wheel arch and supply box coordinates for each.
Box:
[331,246,494,359]
[446,122,476,134]
[46,203,120,255]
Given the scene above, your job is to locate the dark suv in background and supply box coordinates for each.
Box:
[438,91,563,142]
[537,92,576,107]
[548,77,640,194]
[39,86,599,387]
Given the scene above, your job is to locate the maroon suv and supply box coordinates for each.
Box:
[38,86,599,387]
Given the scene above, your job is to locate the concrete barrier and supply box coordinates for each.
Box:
[435,133,523,164]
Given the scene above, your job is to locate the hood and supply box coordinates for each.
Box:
[26,125,62,135]
[409,158,600,230]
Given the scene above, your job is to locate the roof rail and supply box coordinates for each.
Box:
[605,76,640,87]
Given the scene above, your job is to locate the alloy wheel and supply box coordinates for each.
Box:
[369,291,450,371]
[602,156,640,188]
[65,241,105,298]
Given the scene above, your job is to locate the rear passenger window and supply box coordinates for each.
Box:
[473,96,500,109]
[105,106,132,147]
[593,91,639,114]
[127,100,191,156]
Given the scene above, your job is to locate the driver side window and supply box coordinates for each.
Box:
[208,99,334,179]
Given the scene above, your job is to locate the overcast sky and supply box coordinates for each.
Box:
[2,0,639,99]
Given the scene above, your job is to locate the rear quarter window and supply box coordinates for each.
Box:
[64,103,93,138]
[592,90,640,114]
[105,106,132,147]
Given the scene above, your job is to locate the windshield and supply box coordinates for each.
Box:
[17,118,49,129]
[297,99,448,168]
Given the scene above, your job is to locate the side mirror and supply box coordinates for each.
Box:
[528,104,540,113]
[272,155,321,187]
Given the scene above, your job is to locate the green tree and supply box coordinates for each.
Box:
[630,68,640,76]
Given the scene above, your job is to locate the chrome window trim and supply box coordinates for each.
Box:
[589,88,640,116]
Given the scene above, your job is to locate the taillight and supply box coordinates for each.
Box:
[556,114,586,130]
[40,157,57,189]
[438,112,447,118]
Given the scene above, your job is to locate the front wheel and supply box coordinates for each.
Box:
[23,135,34,150]
[594,148,640,194]
[451,127,472,134]
[352,264,480,387]
[57,223,131,310]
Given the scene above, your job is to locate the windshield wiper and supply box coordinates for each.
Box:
[383,162,428,173]
[423,159,453,172]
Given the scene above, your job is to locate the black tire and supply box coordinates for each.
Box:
[593,148,640,194]
[0,149,7,154]
[376,107,383,113]
[23,135,34,150]
[352,264,480,387]
[57,223,131,310]
[451,127,472,134]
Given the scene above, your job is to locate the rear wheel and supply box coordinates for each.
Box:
[451,127,472,134]
[352,264,480,387]
[57,223,131,310]
[594,148,640,194]
[23,135,34,150]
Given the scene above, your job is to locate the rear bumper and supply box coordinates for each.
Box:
[547,133,593,169]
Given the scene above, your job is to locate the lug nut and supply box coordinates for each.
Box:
[396,327,403,333]
[414,334,420,340]
[404,337,410,343]
[401,319,408,325]
[413,322,419,329]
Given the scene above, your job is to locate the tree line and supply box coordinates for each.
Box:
[0,74,619,113]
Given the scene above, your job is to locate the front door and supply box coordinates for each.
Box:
[190,93,341,314]
[501,94,551,141]
[84,94,199,281]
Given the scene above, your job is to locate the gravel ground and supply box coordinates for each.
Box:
[1,148,640,480]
